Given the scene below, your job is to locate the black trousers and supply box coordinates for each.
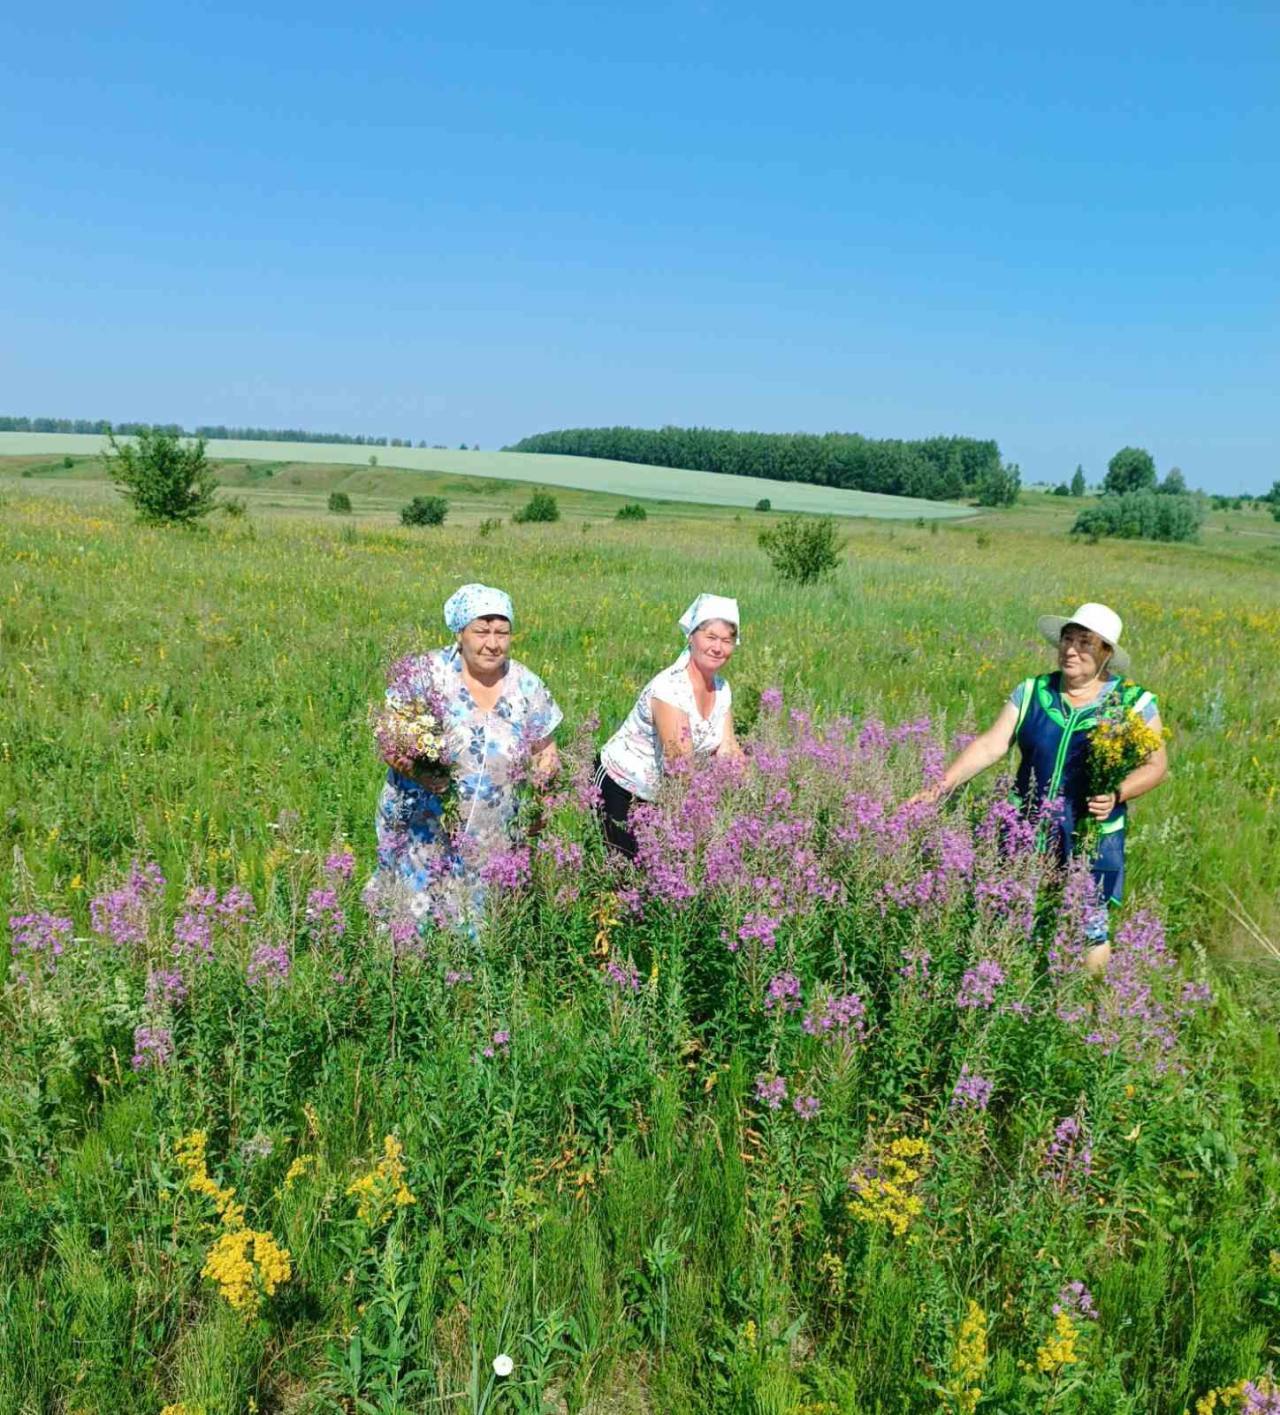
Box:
[595,758,639,859]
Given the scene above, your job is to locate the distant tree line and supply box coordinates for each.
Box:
[507,426,1007,501]
[0,415,474,450]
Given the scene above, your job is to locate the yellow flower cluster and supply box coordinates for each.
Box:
[1035,1309,1080,1374]
[1086,709,1166,793]
[1194,1382,1250,1414]
[847,1136,930,1237]
[946,1300,989,1414]
[283,1153,317,1189]
[175,1130,245,1230]
[201,1228,292,1314]
[346,1134,417,1225]
[159,1405,206,1415]
[174,1130,292,1318]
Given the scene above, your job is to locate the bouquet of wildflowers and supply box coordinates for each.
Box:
[371,655,453,777]
[1078,693,1165,853]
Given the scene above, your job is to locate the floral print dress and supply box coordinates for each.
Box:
[373,647,562,930]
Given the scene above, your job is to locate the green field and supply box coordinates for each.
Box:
[2,474,1279,1413]
[0,432,978,520]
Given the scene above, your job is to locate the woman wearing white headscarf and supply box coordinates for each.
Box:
[595,593,743,857]
[373,583,562,930]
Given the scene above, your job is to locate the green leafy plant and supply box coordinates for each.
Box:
[758,514,843,584]
[106,426,220,525]
[400,495,449,527]
[755,497,772,512]
[328,491,353,515]
[615,503,647,521]
[512,491,559,524]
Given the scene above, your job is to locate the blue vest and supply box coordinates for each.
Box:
[1012,672,1153,853]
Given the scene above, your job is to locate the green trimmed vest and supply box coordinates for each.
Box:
[1012,672,1153,853]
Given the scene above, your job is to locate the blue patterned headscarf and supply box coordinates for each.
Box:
[444,583,514,633]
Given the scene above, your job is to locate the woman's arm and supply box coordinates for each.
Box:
[716,709,745,761]
[911,701,1020,804]
[1086,710,1169,817]
[651,697,693,765]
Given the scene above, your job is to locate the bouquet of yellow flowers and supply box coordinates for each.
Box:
[371,656,453,778]
[1078,696,1165,854]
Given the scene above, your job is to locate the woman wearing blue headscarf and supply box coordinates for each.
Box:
[372,583,562,930]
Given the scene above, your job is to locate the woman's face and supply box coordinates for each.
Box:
[457,616,512,673]
[688,619,738,675]
[1058,624,1111,681]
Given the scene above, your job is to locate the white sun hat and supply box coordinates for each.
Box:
[1036,602,1130,674]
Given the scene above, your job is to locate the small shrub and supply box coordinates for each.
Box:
[328,491,353,515]
[975,530,991,548]
[400,495,449,527]
[368,454,378,467]
[62,455,74,469]
[755,498,772,512]
[220,496,248,519]
[106,426,219,525]
[615,503,647,521]
[512,491,559,524]
[1052,483,1071,496]
[758,515,843,585]
[1071,491,1203,544]
[478,517,502,537]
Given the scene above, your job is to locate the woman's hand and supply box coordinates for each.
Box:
[1086,791,1118,819]
[407,762,451,795]
[906,781,947,808]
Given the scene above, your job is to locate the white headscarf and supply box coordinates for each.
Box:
[443,583,514,634]
[675,593,740,667]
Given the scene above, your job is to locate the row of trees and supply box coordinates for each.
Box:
[508,426,1009,502]
[0,414,480,451]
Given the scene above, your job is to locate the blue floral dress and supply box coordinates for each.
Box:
[373,648,562,930]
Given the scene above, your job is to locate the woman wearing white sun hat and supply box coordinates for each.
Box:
[595,593,744,857]
[918,603,1168,967]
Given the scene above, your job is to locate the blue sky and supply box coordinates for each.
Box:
[2,2,1276,491]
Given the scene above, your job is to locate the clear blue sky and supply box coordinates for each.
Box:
[2,2,1276,491]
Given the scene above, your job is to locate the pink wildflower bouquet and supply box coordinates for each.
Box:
[371,655,453,779]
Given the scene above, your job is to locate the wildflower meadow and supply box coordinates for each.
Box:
[2,478,1280,1413]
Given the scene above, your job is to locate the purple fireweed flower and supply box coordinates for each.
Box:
[8,913,73,975]
[763,970,802,1013]
[754,1074,788,1110]
[899,948,932,982]
[802,992,867,1042]
[215,885,256,921]
[444,967,473,988]
[955,959,1005,1010]
[1042,1115,1093,1186]
[324,848,356,882]
[1242,1383,1280,1414]
[760,686,784,712]
[792,1093,821,1120]
[246,941,292,989]
[479,846,532,891]
[145,968,188,1011]
[131,1023,174,1070]
[305,887,346,941]
[604,958,642,992]
[172,900,214,963]
[482,1028,511,1060]
[735,912,780,953]
[1054,1281,1098,1321]
[90,860,165,948]
[950,1065,994,1112]
[537,837,584,872]
[388,915,424,958]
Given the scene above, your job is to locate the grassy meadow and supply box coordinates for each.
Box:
[2,469,1280,1413]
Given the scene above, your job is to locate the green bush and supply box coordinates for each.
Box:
[1071,491,1203,544]
[400,495,449,527]
[1104,446,1157,495]
[328,491,353,515]
[512,491,560,524]
[615,502,647,521]
[105,426,220,526]
[1052,483,1070,496]
[478,517,502,537]
[220,496,247,519]
[758,515,843,584]
[755,498,772,512]
[62,455,74,469]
